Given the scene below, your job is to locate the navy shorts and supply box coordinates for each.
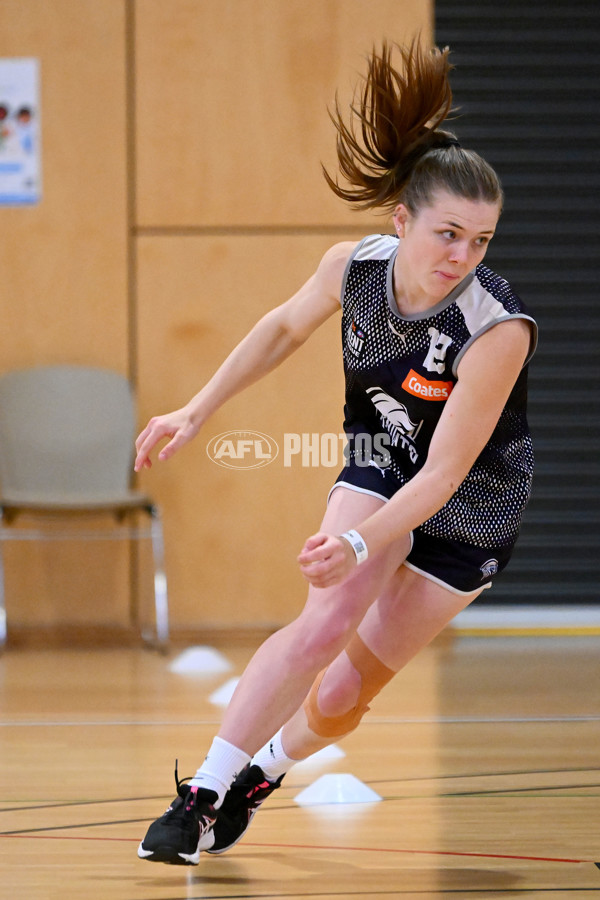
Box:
[329,460,514,595]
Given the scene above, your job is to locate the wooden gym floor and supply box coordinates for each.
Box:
[1,632,599,899]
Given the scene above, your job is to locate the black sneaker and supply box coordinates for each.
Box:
[207,764,284,855]
[137,765,218,865]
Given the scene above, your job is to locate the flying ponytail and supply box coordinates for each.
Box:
[324,39,503,214]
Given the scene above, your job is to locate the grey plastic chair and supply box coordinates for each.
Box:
[0,365,168,650]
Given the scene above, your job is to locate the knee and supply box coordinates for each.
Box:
[316,658,362,718]
[303,634,396,738]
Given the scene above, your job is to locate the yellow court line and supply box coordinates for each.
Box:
[453,626,600,637]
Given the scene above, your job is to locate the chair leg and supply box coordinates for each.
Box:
[148,506,169,651]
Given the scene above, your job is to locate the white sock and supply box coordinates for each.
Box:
[189,736,251,808]
[252,728,301,781]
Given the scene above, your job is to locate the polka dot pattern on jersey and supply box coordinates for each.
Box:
[339,234,537,549]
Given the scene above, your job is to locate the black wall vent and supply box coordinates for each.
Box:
[434,1,600,604]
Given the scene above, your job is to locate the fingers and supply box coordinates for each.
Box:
[134,424,155,471]
[297,532,328,560]
[134,412,193,472]
[297,533,355,588]
[134,422,165,471]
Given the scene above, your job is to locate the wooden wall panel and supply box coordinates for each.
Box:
[135,0,432,227]
[0,0,130,632]
[135,0,434,630]
[0,0,433,638]
[137,233,353,627]
[0,0,129,372]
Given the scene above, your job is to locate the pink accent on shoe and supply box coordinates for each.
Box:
[186,786,198,812]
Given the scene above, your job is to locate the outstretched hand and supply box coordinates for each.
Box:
[297,532,356,588]
[134,408,199,471]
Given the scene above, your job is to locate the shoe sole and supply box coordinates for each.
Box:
[137,841,201,865]
[137,822,216,865]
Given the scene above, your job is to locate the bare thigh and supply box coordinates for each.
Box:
[357,564,485,671]
[295,485,412,639]
[218,486,410,752]
[281,523,484,759]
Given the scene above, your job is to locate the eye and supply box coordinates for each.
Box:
[475,235,491,247]
[442,230,456,240]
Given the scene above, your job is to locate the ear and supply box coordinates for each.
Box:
[392,204,409,238]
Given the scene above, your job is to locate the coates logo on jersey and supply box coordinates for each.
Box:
[207,431,279,469]
[402,369,454,401]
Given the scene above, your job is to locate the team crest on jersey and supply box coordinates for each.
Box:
[480,558,499,580]
[347,320,366,358]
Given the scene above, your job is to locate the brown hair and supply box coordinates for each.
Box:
[323,40,503,214]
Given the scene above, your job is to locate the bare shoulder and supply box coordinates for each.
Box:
[319,240,360,270]
[477,317,532,357]
[315,240,360,295]
[458,318,532,382]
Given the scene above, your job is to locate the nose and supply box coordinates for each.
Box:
[448,241,469,265]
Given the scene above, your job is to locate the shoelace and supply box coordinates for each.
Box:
[174,758,192,794]
[159,760,194,819]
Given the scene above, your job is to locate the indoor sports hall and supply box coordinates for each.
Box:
[0,2,598,899]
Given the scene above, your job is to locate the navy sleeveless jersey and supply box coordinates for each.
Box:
[340,234,538,549]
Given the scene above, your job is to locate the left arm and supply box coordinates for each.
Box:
[298,318,531,587]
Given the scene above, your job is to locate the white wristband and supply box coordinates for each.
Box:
[340,529,368,565]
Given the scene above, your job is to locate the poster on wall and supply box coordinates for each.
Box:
[0,58,40,205]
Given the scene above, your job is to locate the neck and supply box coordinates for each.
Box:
[392,258,430,315]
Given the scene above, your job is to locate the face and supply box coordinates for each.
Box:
[392,190,501,308]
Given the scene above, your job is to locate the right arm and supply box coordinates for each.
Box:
[134,240,355,470]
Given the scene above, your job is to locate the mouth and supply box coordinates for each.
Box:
[435,270,461,282]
